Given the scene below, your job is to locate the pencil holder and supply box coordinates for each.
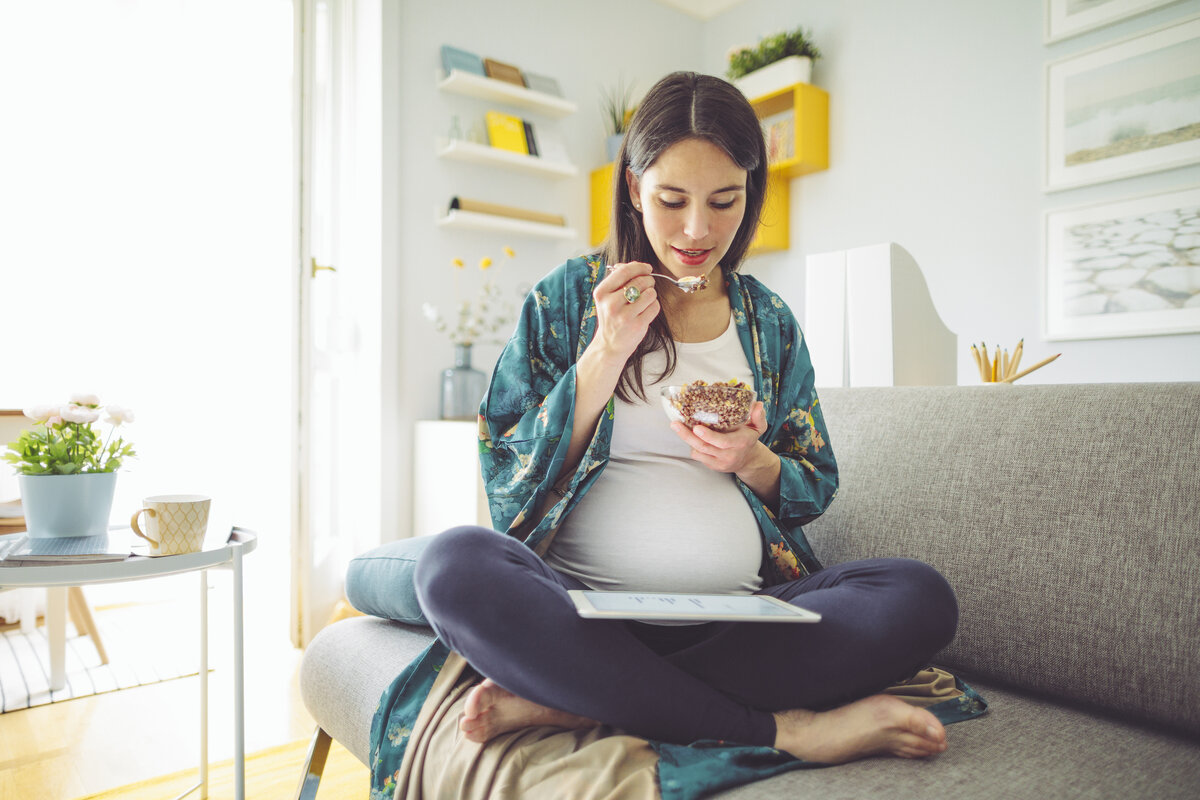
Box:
[970,340,1060,384]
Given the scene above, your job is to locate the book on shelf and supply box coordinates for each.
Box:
[449,197,566,227]
[440,44,485,77]
[482,57,525,87]
[522,120,539,157]
[0,529,135,566]
[485,111,530,155]
[760,110,794,165]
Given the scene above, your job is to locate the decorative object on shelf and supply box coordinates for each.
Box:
[448,196,566,227]
[1045,15,1200,192]
[524,72,563,97]
[4,395,136,539]
[440,44,485,77]
[1045,0,1185,44]
[483,57,525,87]
[1045,185,1200,340]
[971,341,1062,384]
[424,249,517,419]
[727,26,821,99]
[600,77,637,162]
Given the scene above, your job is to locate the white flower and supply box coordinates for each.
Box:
[23,404,57,423]
[70,392,101,407]
[105,405,135,426]
[422,302,440,323]
[60,404,100,424]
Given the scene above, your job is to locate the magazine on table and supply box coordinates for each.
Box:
[0,529,136,566]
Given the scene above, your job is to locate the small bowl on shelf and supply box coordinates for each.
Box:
[661,380,756,432]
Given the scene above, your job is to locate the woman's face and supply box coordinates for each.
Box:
[626,137,748,281]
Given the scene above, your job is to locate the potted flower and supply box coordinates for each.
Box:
[600,78,637,163]
[726,26,822,99]
[422,249,517,419]
[4,394,135,538]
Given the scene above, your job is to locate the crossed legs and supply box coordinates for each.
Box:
[413,526,957,763]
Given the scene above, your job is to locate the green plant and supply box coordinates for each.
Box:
[599,78,637,136]
[726,26,822,80]
[4,394,136,475]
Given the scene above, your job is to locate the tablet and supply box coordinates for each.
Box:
[568,590,821,623]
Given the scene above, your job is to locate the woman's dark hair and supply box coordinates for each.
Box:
[603,71,768,402]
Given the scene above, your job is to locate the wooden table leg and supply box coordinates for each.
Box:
[46,587,67,692]
[67,586,109,664]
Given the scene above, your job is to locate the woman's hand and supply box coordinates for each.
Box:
[590,261,660,366]
[670,401,782,506]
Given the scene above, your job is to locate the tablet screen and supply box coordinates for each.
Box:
[569,590,820,623]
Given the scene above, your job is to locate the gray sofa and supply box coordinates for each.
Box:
[300,383,1200,799]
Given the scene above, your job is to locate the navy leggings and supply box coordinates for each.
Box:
[414,525,958,747]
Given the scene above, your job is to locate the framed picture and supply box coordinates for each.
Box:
[1044,15,1200,191]
[1044,185,1200,340]
[1045,0,1185,43]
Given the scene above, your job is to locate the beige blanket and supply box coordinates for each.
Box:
[393,652,964,800]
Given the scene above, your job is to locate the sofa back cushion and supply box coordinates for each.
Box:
[805,384,1200,737]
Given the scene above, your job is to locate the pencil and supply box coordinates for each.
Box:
[971,345,987,382]
[1009,339,1024,379]
[1002,353,1060,384]
[1002,350,1010,380]
[992,350,999,382]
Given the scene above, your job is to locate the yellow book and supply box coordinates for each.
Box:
[485,111,528,154]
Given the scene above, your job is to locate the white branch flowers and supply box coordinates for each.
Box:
[423,248,517,346]
[5,394,136,475]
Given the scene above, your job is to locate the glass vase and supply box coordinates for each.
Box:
[440,343,487,420]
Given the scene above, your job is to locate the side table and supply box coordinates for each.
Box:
[0,527,257,800]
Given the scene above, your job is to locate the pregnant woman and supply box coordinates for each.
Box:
[413,70,959,764]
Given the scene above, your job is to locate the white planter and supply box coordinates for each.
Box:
[733,55,813,100]
[19,472,118,538]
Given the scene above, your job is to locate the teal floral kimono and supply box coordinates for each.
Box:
[368,256,985,800]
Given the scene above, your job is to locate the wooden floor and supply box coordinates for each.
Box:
[0,571,320,799]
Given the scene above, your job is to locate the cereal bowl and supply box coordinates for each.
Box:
[661,380,756,432]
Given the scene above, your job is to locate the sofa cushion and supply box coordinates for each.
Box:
[344,535,435,626]
[806,384,1200,737]
[711,680,1200,800]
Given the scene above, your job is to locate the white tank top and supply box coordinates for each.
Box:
[545,314,764,597]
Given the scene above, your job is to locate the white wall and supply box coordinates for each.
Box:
[700,0,1200,384]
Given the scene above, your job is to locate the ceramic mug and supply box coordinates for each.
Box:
[130,494,211,556]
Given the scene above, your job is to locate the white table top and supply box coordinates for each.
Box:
[0,527,257,587]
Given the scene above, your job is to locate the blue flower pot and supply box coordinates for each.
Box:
[19,472,118,539]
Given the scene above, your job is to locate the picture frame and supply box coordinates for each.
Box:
[1045,14,1200,191]
[1044,185,1200,340]
[1045,0,1184,43]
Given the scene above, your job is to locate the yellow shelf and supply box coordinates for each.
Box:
[751,82,829,178]
[587,82,827,255]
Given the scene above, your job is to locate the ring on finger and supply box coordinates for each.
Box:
[623,285,641,304]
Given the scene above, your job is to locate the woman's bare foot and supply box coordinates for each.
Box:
[773,695,948,764]
[460,678,598,743]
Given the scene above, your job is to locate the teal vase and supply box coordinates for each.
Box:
[440,344,487,421]
[19,472,118,539]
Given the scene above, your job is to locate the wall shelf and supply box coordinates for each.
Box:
[437,208,577,240]
[435,137,577,178]
[437,69,577,118]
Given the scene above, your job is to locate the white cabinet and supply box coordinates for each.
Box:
[412,420,492,537]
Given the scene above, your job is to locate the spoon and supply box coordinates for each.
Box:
[605,265,709,294]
